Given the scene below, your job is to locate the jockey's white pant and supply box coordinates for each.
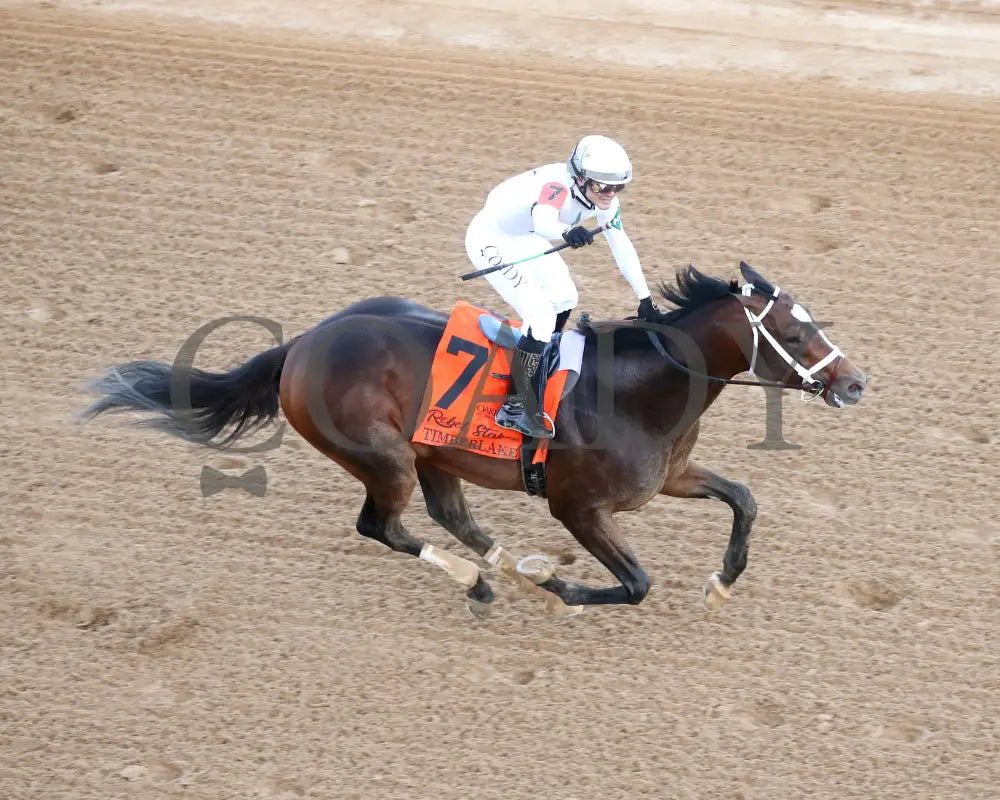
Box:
[464,210,578,343]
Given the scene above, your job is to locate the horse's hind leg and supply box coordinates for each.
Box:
[415,462,494,558]
[355,492,422,556]
[339,438,492,613]
[416,462,580,616]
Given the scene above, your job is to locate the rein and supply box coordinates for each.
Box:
[639,283,841,399]
[643,328,812,392]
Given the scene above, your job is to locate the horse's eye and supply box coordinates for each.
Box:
[785,333,804,346]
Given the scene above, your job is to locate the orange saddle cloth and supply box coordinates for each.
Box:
[411,301,572,463]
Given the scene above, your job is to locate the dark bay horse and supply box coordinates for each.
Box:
[80,262,867,617]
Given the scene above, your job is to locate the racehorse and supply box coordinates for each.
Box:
[79,261,867,617]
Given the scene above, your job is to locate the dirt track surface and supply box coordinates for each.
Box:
[2,2,999,798]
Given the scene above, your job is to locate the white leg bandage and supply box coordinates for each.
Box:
[419,544,480,588]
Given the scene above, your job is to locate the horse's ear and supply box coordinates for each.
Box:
[739,260,766,286]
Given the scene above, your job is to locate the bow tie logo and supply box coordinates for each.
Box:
[200,465,268,498]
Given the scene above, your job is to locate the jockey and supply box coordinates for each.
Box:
[464,134,663,439]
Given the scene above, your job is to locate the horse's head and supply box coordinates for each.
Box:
[736,261,867,408]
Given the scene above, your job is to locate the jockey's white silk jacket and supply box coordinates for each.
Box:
[479,162,651,300]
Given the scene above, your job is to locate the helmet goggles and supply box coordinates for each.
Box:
[587,179,626,195]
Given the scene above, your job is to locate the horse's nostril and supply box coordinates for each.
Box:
[848,382,864,397]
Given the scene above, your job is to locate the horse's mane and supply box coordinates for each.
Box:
[656,265,743,323]
[574,264,772,349]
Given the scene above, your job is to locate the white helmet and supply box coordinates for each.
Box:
[568,135,632,186]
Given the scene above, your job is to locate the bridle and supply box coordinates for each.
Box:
[642,282,845,401]
[740,282,846,400]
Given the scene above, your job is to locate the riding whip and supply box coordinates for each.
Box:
[459,223,609,281]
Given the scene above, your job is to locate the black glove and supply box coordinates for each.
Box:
[637,296,662,321]
[562,225,594,249]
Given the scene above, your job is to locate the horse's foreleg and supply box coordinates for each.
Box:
[538,507,651,606]
[660,458,757,611]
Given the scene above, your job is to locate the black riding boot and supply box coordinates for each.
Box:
[495,333,553,439]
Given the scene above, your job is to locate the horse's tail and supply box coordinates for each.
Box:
[79,341,293,448]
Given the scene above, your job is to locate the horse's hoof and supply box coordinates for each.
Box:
[466,597,493,620]
[516,554,556,585]
[702,571,731,612]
